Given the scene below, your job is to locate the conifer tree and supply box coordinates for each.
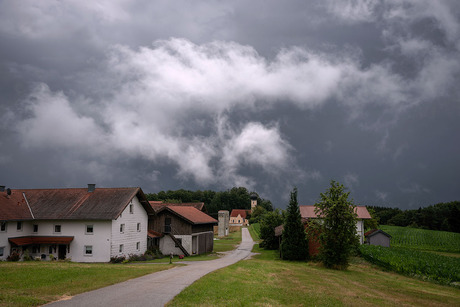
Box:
[280,187,308,260]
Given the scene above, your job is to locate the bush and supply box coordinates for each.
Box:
[259,210,283,250]
[110,255,126,263]
[7,252,20,262]
[23,250,32,261]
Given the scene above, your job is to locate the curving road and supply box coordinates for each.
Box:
[46,228,254,307]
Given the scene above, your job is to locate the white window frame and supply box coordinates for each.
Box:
[0,221,7,232]
[137,223,141,232]
[85,224,94,235]
[120,223,125,233]
[84,245,93,256]
[119,244,124,253]
[54,224,61,234]
[136,242,140,251]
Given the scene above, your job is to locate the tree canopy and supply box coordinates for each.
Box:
[314,180,358,269]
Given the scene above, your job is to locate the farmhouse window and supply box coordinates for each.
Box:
[85,245,92,255]
[119,244,124,253]
[137,223,141,232]
[120,224,125,233]
[129,203,134,214]
[54,225,61,233]
[136,242,140,250]
[33,224,38,233]
[1,221,7,232]
[17,221,22,231]
[86,225,94,234]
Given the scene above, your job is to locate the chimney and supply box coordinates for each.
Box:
[87,184,96,193]
[0,186,5,192]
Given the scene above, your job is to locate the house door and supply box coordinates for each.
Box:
[192,236,197,254]
[58,244,67,260]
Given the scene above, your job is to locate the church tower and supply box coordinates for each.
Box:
[250,193,258,213]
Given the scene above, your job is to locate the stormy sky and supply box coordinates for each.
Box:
[1,1,459,209]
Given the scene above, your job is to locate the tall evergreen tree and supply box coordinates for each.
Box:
[280,187,308,260]
[314,180,358,269]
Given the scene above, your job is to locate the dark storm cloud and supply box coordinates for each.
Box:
[0,0,459,209]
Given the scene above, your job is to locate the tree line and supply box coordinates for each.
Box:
[368,201,460,233]
[145,187,273,218]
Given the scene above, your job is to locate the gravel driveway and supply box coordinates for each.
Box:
[45,228,254,307]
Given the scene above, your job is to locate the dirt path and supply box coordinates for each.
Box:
[45,228,254,307]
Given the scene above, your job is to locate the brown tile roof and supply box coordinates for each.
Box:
[158,206,217,225]
[9,236,74,246]
[230,209,250,218]
[149,201,206,213]
[299,205,372,219]
[0,187,154,221]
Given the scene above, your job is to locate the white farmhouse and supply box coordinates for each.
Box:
[0,185,154,262]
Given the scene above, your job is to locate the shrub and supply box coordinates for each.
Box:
[23,250,32,261]
[7,252,20,262]
[110,255,126,263]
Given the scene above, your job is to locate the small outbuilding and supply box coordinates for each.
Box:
[364,229,392,247]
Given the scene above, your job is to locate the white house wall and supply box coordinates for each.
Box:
[110,196,148,258]
[356,220,365,244]
[160,235,190,256]
[0,220,112,262]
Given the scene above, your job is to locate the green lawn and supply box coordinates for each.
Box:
[248,223,260,241]
[169,244,460,306]
[212,227,242,253]
[0,261,174,306]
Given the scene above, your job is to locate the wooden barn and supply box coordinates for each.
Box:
[148,204,217,256]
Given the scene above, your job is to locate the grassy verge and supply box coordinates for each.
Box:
[213,227,242,253]
[0,261,174,306]
[169,244,460,306]
[248,223,260,241]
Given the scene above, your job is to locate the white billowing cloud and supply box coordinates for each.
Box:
[13,35,455,188]
[324,0,377,23]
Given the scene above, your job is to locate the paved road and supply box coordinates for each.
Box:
[46,228,254,307]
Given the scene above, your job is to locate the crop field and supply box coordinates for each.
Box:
[359,244,460,286]
[380,225,460,253]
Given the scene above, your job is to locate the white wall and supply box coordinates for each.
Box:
[111,196,148,258]
[160,235,190,256]
[356,220,365,244]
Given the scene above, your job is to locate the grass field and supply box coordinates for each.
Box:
[0,261,174,306]
[212,227,242,253]
[169,244,460,306]
[380,225,460,253]
[248,223,260,241]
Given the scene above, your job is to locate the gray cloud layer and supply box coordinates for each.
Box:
[1,0,459,208]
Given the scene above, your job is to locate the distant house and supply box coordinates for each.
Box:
[274,205,372,257]
[229,209,250,226]
[0,185,154,262]
[364,229,392,247]
[299,205,371,244]
[147,203,217,256]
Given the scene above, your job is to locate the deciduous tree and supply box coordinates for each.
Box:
[314,180,358,269]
